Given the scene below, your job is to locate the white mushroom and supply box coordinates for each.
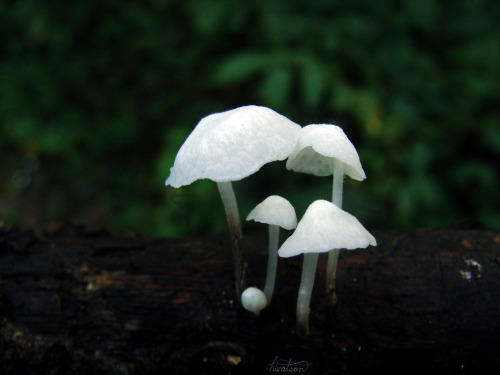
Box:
[246,195,297,306]
[286,124,366,304]
[165,105,301,298]
[278,200,376,336]
[241,287,267,315]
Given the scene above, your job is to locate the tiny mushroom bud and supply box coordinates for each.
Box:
[241,287,267,315]
[165,105,301,298]
[286,124,366,305]
[246,195,297,306]
[278,200,376,336]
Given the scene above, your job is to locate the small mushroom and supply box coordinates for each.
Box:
[165,105,301,298]
[286,124,366,305]
[278,200,376,336]
[246,195,297,305]
[241,287,267,315]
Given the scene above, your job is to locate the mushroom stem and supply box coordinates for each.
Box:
[332,160,344,207]
[216,181,245,299]
[296,252,319,337]
[263,224,280,305]
[326,249,340,305]
[326,161,344,305]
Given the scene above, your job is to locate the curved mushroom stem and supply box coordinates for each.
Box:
[263,224,279,305]
[326,160,344,305]
[216,181,245,300]
[297,252,319,337]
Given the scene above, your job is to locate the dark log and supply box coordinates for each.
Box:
[1,223,500,374]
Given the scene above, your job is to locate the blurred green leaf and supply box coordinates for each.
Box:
[258,67,292,109]
[300,59,330,109]
[213,52,269,86]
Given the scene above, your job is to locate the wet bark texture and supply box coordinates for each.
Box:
[1,224,500,374]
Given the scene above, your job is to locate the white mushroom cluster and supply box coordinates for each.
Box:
[165,106,376,336]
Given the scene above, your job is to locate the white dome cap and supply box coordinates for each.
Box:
[241,287,267,314]
[278,200,376,258]
[166,105,301,188]
[246,195,297,230]
[286,124,366,181]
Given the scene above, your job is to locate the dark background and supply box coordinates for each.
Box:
[1,0,499,237]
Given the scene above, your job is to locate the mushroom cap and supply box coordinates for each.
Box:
[165,105,301,188]
[278,199,376,258]
[246,195,297,230]
[286,124,366,181]
[241,287,267,314]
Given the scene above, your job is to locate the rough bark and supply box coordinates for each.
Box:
[1,223,500,374]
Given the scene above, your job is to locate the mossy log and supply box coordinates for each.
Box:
[1,224,500,374]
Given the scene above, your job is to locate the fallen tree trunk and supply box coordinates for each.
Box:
[1,224,499,374]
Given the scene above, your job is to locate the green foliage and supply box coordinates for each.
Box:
[1,0,499,235]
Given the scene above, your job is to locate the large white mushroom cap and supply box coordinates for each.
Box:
[278,200,376,258]
[165,105,301,188]
[246,195,297,230]
[286,124,366,181]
